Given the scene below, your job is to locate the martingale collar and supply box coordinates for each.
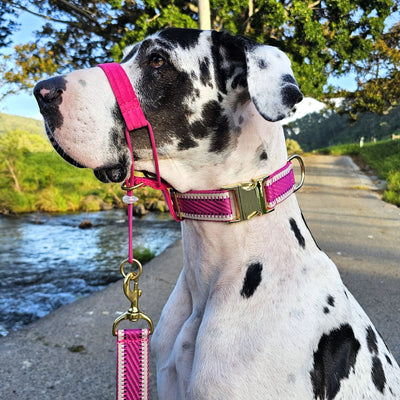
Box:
[170,155,305,223]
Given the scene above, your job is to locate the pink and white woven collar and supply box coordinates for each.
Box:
[169,154,305,223]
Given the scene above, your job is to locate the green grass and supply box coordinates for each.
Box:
[0,114,165,214]
[319,139,400,207]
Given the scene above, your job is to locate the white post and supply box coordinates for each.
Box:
[198,0,211,30]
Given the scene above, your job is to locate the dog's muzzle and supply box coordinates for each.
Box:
[33,77,86,169]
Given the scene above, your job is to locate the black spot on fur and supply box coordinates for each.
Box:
[238,115,244,125]
[258,59,268,69]
[327,295,335,307]
[385,354,393,366]
[211,31,247,95]
[260,150,268,160]
[281,84,303,109]
[200,100,230,153]
[310,324,360,400]
[281,74,296,85]
[178,135,198,151]
[121,44,139,63]
[240,262,263,299]
[372,356,386,393]
[366,326,379,355]
[289,218,305,249]
[159,28,201,49]
[301,212,321,250]
[323,307,330,314]
[78,79,87,87]
[200,57,212,87]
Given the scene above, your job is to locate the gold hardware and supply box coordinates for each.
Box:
[168,188,183,221]
[121,181,144,191]
[112,259,154,336]
[224,155,305,223]
[288,154,305,192]
[225,179,269,223]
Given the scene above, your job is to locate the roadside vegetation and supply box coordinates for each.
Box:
[0,113,165,215]
[319,139,400,207]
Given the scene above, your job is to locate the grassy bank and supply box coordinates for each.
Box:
[319,139,400,207]
[0,114,165,215]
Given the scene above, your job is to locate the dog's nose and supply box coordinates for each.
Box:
[34,76,66,111]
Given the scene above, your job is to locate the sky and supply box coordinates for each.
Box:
[0,9,399,120]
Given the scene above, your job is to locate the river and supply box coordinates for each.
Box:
[0,210,181,336]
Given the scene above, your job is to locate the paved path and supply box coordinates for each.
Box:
[0,155,399,399]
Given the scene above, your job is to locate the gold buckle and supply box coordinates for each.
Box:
[224,177,269,223]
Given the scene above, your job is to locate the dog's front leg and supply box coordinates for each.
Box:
[152,269,198,399]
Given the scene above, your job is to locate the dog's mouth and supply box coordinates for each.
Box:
[93,165,128,183]
[45,124,129,183]
[46,130,85,169]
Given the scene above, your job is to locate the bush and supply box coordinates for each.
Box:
[285,138,303,155]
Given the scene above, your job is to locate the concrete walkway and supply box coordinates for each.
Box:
[0,155,399,399]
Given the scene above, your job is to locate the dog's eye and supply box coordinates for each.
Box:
[150,55,165,69]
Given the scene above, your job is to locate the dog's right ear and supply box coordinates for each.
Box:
[241,39,303,122]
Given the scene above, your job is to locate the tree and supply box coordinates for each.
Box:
[337,22,400,119]
[0,0,398,115]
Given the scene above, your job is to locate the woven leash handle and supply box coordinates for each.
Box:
[116,329,150,400]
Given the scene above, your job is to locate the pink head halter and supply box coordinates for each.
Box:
[98,63,180,263]
[98,63,303,231]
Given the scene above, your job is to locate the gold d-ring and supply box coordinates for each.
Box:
[121,181,144,191]
[288,154,305,192]
[120,258,142,279]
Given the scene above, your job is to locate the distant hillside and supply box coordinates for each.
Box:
[284,106,400,151]
[0,113,45,136]
[0,113,51,153]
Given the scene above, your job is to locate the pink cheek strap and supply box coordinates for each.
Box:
[98,63,181,238]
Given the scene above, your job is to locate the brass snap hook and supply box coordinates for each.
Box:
[112,258,154,336]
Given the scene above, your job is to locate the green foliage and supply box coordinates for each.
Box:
[132,247,156,264]
[336,22,400,118]
[285,138,303,155]
[319,139,400,207]
[0,113,165,214]
[1,0,397,113]
[285,105,400,151]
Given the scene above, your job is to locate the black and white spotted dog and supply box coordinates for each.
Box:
[34,28,399,399]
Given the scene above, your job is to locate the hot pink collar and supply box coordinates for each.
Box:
[98,63,304,224]
[169,155,304,223]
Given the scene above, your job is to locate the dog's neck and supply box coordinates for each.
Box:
[155,102,319,305]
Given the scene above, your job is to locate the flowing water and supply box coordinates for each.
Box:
[0,210,181,336]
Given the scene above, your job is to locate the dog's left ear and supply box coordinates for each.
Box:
[243,41,303,122]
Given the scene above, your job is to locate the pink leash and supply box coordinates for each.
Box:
[98,63,156,400]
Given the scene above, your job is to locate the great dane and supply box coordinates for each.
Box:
[34,28,400,399]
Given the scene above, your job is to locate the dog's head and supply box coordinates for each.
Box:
[34,28,302,189]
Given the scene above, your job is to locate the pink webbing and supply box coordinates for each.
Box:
[116,329,150,400]
[264,162,295,209]
[174,190,234,222]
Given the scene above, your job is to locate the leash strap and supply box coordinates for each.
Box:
[98,63,154,400]
[116,329,150,400]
